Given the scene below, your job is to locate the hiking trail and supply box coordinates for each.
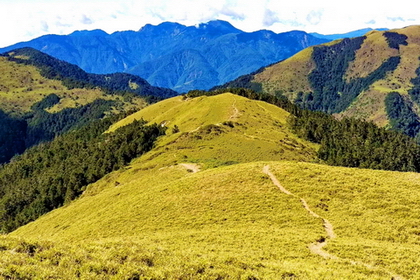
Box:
[262,165,337,259]
[262,165,405,279]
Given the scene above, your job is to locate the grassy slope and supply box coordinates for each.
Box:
[0,57,146,115]
[250,25,420,128]
[253,47,315,101]
[2,161,420,278]
[107,93,319,169]
[0,93,419,278]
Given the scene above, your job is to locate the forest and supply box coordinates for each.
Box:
[0,115,165,232]
[0,95,120,164]
[304,37,402,113]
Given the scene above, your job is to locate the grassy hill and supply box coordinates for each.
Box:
[0,93,419,279]
[106,93,318,168]
[223,25,420,139]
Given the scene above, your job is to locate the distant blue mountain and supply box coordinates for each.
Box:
[0,20,328,92]
[310,28,389,41]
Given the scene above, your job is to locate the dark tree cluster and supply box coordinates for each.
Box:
[0,117,166,232]
[305,37,366,112]
[288,110,420,172]
[0,110,27,163]
[25,98,116,147]
[304,36,401,113]
[408,57,420,105]
[385,92,420,138]
[383,32,408,50]
[0,95,121,164]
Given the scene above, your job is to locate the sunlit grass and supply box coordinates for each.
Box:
[3,161,420,278]
[253,47,315,100]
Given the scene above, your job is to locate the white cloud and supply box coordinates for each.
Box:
[262,9,280,27]
[1,0,420,47]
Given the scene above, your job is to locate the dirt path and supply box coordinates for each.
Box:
[263,165,337,259]
[229,99,240,121]
[262,165,405,279]
[263,165,292,195]
[179,163,201,173]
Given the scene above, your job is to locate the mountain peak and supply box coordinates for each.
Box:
[197,20,241,34]
[69,29,109,37]
[138,22,186,33]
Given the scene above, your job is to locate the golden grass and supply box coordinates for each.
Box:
[107,93,319,170]
[2,92,420,278]
[336,88,390,127]
[345,30,398,81]
[339,26,420,124]
[251,25,420,130]
[3,161,420,278]
[2,92,419,278]
[253,47,315,100]
[269,161,420,278]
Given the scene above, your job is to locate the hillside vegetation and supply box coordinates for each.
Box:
[223,25,420,140]
[0,92,419,278]
[0,48,176,164]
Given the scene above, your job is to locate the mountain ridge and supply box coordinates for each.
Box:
[310,27,389,40]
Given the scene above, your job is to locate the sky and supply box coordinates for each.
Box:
[1,0,419,47]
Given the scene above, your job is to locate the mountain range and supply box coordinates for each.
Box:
[0,20,329,92]
[310,27,389,40]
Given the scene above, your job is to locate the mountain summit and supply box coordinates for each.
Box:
[0,20,328,92]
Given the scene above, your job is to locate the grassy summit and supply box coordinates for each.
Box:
[227,26,420,137]
[107,93,318,168]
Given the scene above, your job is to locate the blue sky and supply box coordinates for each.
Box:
[1,0,419,47]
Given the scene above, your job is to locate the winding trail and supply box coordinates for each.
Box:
[262,165,337,259]
[263,165,405,279]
